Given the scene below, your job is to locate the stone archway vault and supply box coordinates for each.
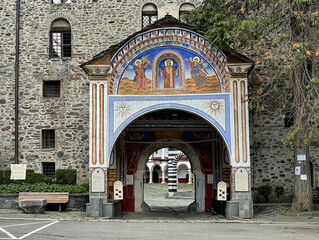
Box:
[134,139,205,212]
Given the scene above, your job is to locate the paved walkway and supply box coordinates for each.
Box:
[1,208,319,224]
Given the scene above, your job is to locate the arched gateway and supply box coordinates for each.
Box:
[81,15,254,218]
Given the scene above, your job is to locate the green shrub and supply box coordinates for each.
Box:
[25,172,53,184]
[55,169,77,185]
[258,185,272,202]
[275,186,284,198]
[3,170,11,184]
[0,170,4,184]
[0,183,89,194]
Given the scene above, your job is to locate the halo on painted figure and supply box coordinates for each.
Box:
[164,59,173,66]
[134,59,142,66]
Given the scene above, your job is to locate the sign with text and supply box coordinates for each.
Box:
[234,168,249,192]
[126,175,133,185]
[207,174,214,184]
[114,181,123,200]
[92,168,105,193]
[301,174,307,181]
[295,166,300,175]
[10,164,26,180]
[217,181,227,201]
[297,154,306,161]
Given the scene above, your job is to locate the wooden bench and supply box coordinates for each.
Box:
[18,192,69,211]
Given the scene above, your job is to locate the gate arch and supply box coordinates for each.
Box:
[134,138,205,212]
[109,99,232,162]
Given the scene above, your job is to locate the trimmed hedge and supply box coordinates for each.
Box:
[0,169,53,184]
[0,183,89,194]
[0,170,12,185]
[55,169,77,185]
[1,168,77,185]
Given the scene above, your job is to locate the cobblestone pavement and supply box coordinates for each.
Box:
[144,183,194,212]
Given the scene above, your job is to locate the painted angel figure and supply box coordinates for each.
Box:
[186,56,208,87]
[130,54,151,90]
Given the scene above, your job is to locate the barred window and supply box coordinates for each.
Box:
[42,130,55,149]
[52,0,71,4]
[50,19,71,58]
[42,162,56,179]
[43,81,60,97]
[179,3,195,21]
[142,4,157,29]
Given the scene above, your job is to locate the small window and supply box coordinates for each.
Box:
[52,0,71,4]
[43,81,60,97]
[142,4,157,29]
[50,19,71,58]
[284,112,294,128]
[43,162,56,179]
[42,130,55,149]
[179,3,195,20]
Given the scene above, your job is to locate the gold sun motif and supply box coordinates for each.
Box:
[115,102,131,119]
[206,100,223,117]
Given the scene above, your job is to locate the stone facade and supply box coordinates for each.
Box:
[0,0,204,183]
[0,0,318,202]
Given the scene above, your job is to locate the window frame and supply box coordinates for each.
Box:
[42,162,56,179]
[43,80,61,98]
[42,129,56,149]
[142,4,158,29]
[50,26,72,59]
[52,0,71,4]
[179,3,195,21]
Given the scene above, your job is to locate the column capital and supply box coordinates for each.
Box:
[228,63,253,78]
[82,65,111,79]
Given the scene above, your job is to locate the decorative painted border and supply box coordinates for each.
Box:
[110,28,230,94]
[107,94,231,161]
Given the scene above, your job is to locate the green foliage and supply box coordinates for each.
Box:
[277,205,290,213]
[0,183,89,194]
[275,186,284,198]
[258,185,272,202]
[55,169,77,185]
[3,170,11,184]
[0,170,3,185]
[25,172,53,184]
[187,0,319,147]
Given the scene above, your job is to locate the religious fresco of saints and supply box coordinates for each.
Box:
[185,56,209,87]
[158,58,179,88]
[129,55,151,90]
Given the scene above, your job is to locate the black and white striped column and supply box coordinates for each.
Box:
[167,158,178,197]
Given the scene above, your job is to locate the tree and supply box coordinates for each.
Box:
[186,0,319,211]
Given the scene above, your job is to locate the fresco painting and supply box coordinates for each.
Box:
[158,58,179,89]
[186,56,208,87]
[119,47,221,95]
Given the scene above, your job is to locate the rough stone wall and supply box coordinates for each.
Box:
[250,113,295,202]
[0,0,203,184]
[0,1,16,169]
[251,112,319,202]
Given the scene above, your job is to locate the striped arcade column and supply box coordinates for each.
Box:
[168,158,178,197]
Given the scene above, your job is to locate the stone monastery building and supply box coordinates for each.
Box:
[0,0,318,218]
